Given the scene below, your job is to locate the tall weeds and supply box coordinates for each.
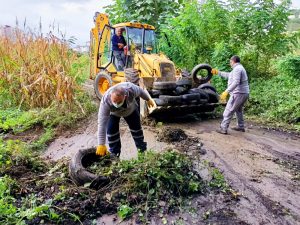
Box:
[0,27,78,108]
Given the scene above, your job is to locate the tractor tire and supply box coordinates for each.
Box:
[159,95,182,105]
[176,78,192,87]
[69,147,110,188]
[203,89,219,103]
[153,81,177,91]
[198,83,217,93]
[125,68,139,85]
[94,73,113,100]
[191,64,213,85]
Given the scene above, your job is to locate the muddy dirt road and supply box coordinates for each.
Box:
[44,114,300,225]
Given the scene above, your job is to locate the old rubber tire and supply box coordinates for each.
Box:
[153,81,176,91]
[182,93,200,102]
[191,64,213,85]
[150,89,163,98]
[176,78,192,87]
[94,73,113,100]
[125,68,139,85]
[69,147,110,188]
[174,86,188,95]
[188,88,209,100]
[203,89,219,103]
[159,95,182,105]
[198,83,217,93]
[154,98,167,106]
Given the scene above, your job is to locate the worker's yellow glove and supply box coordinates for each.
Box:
[219,91,229,103]
[96,145,108,156]
[211,68,218,75]
[147,98,156,108]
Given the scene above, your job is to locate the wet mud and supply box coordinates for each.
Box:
[43,114,300,225]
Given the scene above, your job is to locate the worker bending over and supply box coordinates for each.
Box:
[96,82,156,157]
[212,55,250,134]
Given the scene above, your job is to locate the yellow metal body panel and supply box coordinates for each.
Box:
[113,22,155,30]
[90,13,110,79]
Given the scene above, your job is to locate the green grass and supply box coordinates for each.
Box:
[246,74,300,131]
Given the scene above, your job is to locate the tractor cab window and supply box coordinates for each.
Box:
[144,30,157,53]
[127,27,143,53]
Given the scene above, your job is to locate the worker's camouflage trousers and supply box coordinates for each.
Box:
[221,93,249,130]
[107,109,147,155]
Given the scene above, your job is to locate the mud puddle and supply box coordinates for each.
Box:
[43,114,170,161]
[163,117,300,225]
[43,113,300,225]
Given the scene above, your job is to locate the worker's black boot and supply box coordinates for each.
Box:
[216,128,228,135]
[231,127,245,132]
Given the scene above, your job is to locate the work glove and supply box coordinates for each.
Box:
[211,68,218,75]
[147,98,156,108]
[219,91,229,103]
[96,145,108,156]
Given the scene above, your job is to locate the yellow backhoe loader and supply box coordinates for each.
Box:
[90,13,219,117]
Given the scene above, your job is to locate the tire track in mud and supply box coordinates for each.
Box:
[207,148,297,225]
[166,119,300,225]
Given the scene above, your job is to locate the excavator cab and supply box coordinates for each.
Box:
[90,13,220,117]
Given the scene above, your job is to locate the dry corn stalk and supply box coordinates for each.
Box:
[0,27,78,108]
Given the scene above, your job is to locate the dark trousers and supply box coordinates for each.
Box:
[107,109,146,155]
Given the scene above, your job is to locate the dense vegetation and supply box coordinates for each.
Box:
[0,28,95,223]
[107,0,300,130]
[0,0,300,224]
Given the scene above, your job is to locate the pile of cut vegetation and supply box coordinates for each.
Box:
[0,143,207,224]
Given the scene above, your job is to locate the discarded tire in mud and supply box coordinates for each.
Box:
[153,81,177,91]
[203,89,219,103]
[198,83,217,93]
[191,64,213,85]
[69,147,110,188]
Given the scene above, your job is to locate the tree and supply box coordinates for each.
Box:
[159,0,296,77]
[105,0,184,31]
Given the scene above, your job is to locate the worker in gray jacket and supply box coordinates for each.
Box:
[211,55,249,134]
[96,82,156,157]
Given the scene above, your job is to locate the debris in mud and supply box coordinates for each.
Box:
[272,157,300,181]
[205,208,250,225]
[157,127,187,142]
[173,135,205,156]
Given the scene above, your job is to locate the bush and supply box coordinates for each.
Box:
[276,55,300,79]
[246,73,300,129]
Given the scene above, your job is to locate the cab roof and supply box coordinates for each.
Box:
[113,22,155,30]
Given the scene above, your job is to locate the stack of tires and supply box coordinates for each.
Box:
[151,64,219,106]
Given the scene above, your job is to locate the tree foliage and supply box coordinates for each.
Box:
[105,0,184,31]
[159,0,298,77]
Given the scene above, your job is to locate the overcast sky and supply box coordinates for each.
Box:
[0,0,299,46]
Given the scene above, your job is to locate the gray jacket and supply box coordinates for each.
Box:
[97,82,151,145]
[218,63,249,94]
